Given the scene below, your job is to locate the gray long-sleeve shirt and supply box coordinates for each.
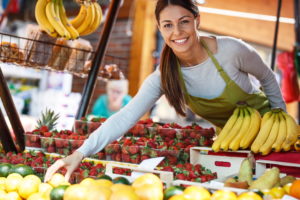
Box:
[77,36,286,157]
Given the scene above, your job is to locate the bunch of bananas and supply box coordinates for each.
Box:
[212,105,300,155]
[35,0,102,39]
[251,108,299,155]
[212,105,261,152]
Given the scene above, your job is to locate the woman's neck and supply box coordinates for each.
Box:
[176,38,208,67]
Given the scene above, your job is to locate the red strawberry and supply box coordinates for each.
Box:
[175,173,186,180]
[115,153,122,162]
[122,153,131,163]
[130,154,141,164]
[128,146,139,155]
[141,155,150,161]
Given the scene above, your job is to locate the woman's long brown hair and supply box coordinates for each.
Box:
[155,0,199,116]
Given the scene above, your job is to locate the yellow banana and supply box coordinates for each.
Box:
[240,107,261,149]
[281,112,299,151]
[58,0,79,39]
[259,113,280,155]
[220,108,245,151]
[71,4,88,29]
[80,1,102,36]
[229,107,251,151]
[251,112,276,153]
[261,111,273,127]
[54,0,71,39]
[212,107,240,152]
[272,112,287,152]
[46,0,67,37]
[77,1,95,35]
[35,0,56,35]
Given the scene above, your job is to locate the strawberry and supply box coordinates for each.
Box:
[122,153,131,163]
[141,155,150,161]
[115,153,122,162]
[128,145,139,155]
[130,154,141,164]
[175,173,186,180]
[39,126,49,132]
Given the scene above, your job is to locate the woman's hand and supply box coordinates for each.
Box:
[44,151,84,182]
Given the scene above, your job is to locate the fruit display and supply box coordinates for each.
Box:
[212,105,299,155]
[35,0,102,39]
[74,117,106,135]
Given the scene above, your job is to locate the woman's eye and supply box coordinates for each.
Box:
[180,20,189,24]
[163,24,172,28]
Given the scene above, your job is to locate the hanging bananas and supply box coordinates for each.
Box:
[211,105,299,155]
[35,0,103,39]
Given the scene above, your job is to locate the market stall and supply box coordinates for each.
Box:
[0,0,299,199]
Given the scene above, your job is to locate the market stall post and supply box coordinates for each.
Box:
[0,67,24,152]
[0,109,18,152]
[75,0,124,119]
[294,0,300,123]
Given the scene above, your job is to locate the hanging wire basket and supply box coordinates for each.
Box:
[0,31,126,79]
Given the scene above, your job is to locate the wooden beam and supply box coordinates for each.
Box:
[118,0,134,19]
[128,0,157,96]
[199,0,295,51]
[200,13,294,51]
[202,0,294,17]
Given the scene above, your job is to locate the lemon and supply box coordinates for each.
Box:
[110,184,134,193]
[94,179,113,188]
[110,188,138,200]
[27,192,47,200]
[283,183,292,194]
[169,194,188,200]
[17,177,40,199]
[269,187,286,199]
[5,191,22,200]
[5,173,23,192]
[80,177,96,187]
[237,192,263,200]
[0,177,6,190]
[86,187,112,200]
[132,173,163,190]
[63,184,88,200]
[184,185,211,200]
[38,183,53,196]
[24,174,42,185]
[48,173,66,188]
[211,190,237,200]
[0,189,6,200]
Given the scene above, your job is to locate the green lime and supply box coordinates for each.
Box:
[0,163,12,177]
[9,164,34,177]
[112,176,130,185]
[164,186,184,200]
[97,174,113,181]
[50,185,69,200]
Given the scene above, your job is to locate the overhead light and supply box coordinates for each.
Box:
[198,6,295,24]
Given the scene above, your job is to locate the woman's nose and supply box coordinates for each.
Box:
[173,24,182,35]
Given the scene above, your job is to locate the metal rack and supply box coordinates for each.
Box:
[0,0,124,152]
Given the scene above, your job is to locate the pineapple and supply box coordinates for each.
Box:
[36,108,60,131]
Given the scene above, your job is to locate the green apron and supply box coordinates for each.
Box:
[178,39,270,128]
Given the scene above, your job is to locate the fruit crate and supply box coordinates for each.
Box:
[105,162,174,187]
[148,127,215,146]
[54,138,85,155]
[74,119,102,135]
[190,147,251,179]
[25,133,41,148]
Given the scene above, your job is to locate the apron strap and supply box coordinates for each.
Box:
[200,39,231,83]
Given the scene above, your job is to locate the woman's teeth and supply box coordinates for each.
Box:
[174,38,187,44]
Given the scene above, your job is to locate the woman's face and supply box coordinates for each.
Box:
[158,5,199,55]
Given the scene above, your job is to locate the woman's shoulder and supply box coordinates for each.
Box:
[216,36,252,51]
